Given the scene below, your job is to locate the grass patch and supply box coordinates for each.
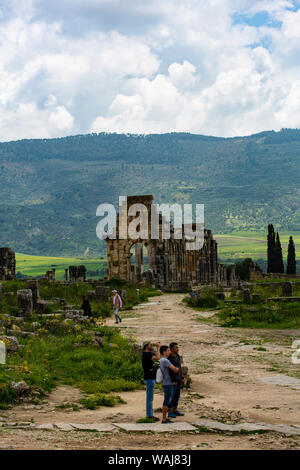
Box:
[79,393,126,410]
[0,278,157,407]
[56,402,81,411]
[136,417,159,423]
[189,393,205,399]
[218,302,300,329]
[81,378,143,394]
[196,426,214,433]
[240,429,269,435]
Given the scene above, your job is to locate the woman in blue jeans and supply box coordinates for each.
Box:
[159,345,179,424]
[142,341,161,421]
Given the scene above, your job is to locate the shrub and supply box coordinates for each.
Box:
[0,383,17,404]
[187,288,219,309]
[91,301,111,319]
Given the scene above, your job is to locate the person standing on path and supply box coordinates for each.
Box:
[142,341,161,422]
[168,342,185,418]
[112,290,122,323]
[159,345,179,424]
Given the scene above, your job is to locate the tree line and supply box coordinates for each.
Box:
[267,224,296,274]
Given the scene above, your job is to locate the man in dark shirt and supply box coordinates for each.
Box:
[142,341,161,421]
[168,342,185,418]
[81,296,92,317]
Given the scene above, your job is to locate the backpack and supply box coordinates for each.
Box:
[156,367,163,383]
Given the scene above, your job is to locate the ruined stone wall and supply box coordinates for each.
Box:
[0,247,16,281]
[69,265,87,283]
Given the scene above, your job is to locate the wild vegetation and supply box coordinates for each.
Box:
[185,282,300,329]
[0,279,159,409]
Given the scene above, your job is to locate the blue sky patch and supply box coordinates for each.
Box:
[232,10,282,29]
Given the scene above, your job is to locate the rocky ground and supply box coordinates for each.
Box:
[0,294,299,450]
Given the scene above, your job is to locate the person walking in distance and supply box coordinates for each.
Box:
[168,342,185,418]
[159,345,179,424]
[142,341,161,422]
[112,290,122,323]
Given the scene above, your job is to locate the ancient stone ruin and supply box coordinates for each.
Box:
[87,285,110,303]
[44,269,56,282]
[68,265,87,283]
[26,280,39,304]
[17,289,33,317]
[106,195,227,290]
[0,247,16,281]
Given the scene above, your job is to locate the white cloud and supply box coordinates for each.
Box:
[168,61,197,88]
[1,0,300,139]
[48,105,74,130]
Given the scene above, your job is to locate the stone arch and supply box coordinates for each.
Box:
[105,195,221,289]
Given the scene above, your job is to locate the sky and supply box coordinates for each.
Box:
[1,0,300,140]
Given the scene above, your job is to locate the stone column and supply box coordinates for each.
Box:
[26,280,40,308]
[65,269,69,281]
[229,265,236,287]
[17,289,33,317]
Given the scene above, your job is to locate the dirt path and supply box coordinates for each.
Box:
[1,294,299,450]
[113,294,300,427]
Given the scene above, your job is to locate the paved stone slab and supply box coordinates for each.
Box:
[194,419,239,433]
[264,423,300,436]
[259,374,300,390]
[193,419,300,436]
[36,423,55,430]
[70,423,116,432]
[54,422,75,431]
[113,422,196,432]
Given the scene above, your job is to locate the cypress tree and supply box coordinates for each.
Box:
[267,224,276,273]
[287,236,296,275]
[274,232,284,273]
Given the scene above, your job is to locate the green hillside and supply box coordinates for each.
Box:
[0,129,299,257]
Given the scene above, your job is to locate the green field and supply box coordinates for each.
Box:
[15,231,300,278]
[215,231,300,261]
[16,253,107,280]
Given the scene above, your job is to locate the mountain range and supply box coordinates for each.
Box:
[0,128,299,257]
